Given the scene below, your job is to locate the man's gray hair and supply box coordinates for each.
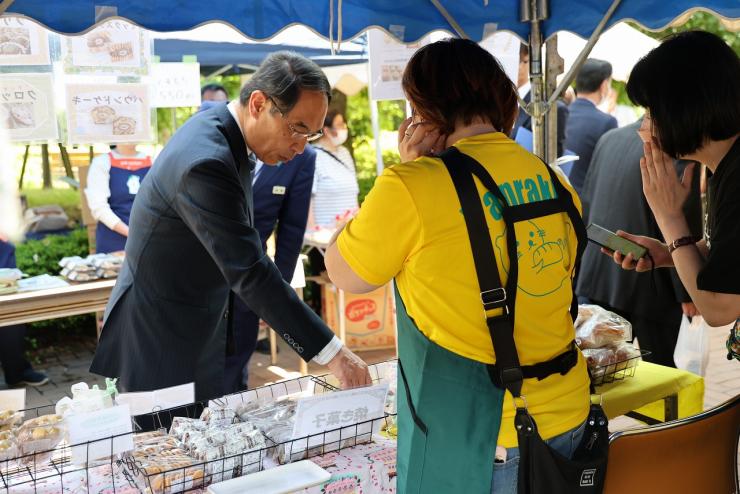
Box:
[240,51,331,113]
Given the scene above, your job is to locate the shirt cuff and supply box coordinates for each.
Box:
[312,335,343,365]
[99,209,123,230]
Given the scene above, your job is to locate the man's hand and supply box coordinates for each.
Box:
[326,346,372,389]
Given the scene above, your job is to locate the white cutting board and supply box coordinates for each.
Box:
[207,461,331,494]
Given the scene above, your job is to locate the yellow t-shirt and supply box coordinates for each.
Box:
[337,132,590,447]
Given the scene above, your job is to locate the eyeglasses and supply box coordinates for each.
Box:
[267,96,324,142]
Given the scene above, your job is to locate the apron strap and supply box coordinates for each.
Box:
[440,146,587,399]
[440,147,522,397]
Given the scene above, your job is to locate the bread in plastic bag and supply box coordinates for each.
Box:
[575,304,632,349]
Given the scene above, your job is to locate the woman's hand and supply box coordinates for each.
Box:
[601,230,672,272]
[398,117,446,162]
[640,140,695,231]
[113,222,129,237]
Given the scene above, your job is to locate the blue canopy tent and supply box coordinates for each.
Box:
[153,38,367,77]
[4,0,738,159]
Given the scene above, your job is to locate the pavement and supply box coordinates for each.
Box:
[1,322,738,428]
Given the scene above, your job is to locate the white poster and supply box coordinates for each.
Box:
[368,29,430,101]
[64,19,150,76]
[151,62,202,108]
[0,16,51,66]
[0,73,58,142]
[65,83,152,144]
[480,31,521,87]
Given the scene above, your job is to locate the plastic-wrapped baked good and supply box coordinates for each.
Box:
[581,348,617,369]
[575,304,632,349]
[0,430,18,461]
[16,414,64,466]
[0,409,23,429]
[199,407,236,428]
[169,417,206,440]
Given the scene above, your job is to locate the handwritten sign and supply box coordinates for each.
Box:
[0,74,58,142]
[65,82,151,144]
[67,404,133,464]
[291,382,389,440]
[0,16,51,66]
[368,29,430,101]
[151,62,201,108]
[64,19,150,76]
[116,382,195,416]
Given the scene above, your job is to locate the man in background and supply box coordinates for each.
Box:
[577,120,702,366]
[201,83,229,103]
[564,58,618,194]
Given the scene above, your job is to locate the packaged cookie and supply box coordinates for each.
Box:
[0,408,23,429]
[0,430,18,461]
[16,414,64,465]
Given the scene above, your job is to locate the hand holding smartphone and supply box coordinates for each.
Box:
[586,224,647,259]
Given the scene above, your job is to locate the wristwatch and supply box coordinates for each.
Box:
[668,236,697,254]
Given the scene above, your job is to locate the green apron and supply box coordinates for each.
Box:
[396,291,505,494]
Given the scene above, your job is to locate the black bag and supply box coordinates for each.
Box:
[440,147,609,494]
[516,403,609,493]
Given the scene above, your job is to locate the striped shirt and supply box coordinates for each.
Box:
[312,145,359,227]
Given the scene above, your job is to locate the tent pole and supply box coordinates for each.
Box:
[522,0,548,159]
[370,99,383,176]
[545,34,564,164]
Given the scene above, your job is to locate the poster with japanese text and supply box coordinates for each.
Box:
[64,20,150,76]
[151,62,201,108]
[65,83,151,144]
[0,16,51,66]
[0,74,58,142]
[368,29,431,101]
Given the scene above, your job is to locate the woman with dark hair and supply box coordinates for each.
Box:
[608,31,740,360]
[324,38,590,492]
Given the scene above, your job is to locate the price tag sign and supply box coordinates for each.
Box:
[291,382,389,440]
[0,389,25,411]
[151,62,201,108]
[67,405,133,464]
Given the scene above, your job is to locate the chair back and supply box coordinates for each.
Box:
[603,394,740,494]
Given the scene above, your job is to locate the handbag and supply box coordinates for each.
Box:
[439,147,609,493]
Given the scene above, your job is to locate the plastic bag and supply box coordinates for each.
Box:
[674,315,710,376]
[575,304,632,349]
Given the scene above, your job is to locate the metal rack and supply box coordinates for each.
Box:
[590,349,650,386]
[0,360,398,493]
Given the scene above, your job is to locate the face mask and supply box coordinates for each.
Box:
[329,128,348,146]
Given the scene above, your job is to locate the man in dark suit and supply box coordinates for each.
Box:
[90,52,371,400]
[565,58,618,194]
[224,147,317,393]
[511,43,570,157]
[576,120,702,366]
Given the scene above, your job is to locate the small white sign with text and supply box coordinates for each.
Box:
[67,404,133,464]
[291,382,389,448]
[116,382,194,416]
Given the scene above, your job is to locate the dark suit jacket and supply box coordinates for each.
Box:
[90,103,334,400]
[511,90,569,157]
[576,120,702,320]
[252,147,315,280]
[564,98,618,193]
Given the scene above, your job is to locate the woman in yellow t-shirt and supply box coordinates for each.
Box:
[325,39,590,493]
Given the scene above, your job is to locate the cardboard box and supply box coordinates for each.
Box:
[322,283,396,351]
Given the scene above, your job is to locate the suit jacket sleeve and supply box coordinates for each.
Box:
[274,152,315,281]
[173,158,334,361]
[556,101,569,157]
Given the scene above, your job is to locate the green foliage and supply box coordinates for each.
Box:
[15,229,89,277]
[347,88,407,143]
[632,12,740,56]
[14,229,96,341]
[23,188,82,226]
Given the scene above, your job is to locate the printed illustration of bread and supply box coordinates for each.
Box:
[91,105,116,124]
[112,116,136,135]
[87,31,112,52]
[109,42,134,62]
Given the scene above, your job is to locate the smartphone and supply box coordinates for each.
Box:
[586,224,647,259]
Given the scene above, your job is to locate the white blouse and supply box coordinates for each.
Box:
[312,145,359,227]
[84,151,148,229]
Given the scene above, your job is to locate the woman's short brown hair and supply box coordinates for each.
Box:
[402,38,518,135]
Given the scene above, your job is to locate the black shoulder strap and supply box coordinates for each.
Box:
[440,147,523,398]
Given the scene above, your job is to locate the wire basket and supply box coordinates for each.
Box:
[0,361,397,493]
[590,349,651,386]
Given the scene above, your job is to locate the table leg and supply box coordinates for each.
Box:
[269,330,278,366]
[664,394,679,421]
